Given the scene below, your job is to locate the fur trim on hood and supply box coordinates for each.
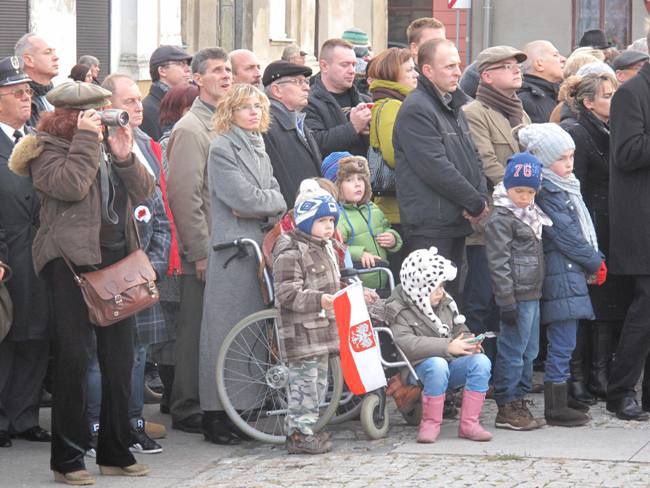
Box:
[8,134,43,177]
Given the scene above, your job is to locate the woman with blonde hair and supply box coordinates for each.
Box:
[199,83,286,444]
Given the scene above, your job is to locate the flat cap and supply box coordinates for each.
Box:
[0,56,31,88]
[612,50,649,71]
[46,81,112,110]
[262,60,312,87]
[476,45,527,73]
[281,44,308,61]
[149,45,192,67]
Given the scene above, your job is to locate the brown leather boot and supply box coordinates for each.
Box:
[386,374,422,413]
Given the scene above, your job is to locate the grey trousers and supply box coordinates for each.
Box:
[170,275,204,422]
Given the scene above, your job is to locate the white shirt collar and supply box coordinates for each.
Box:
[0,122,25,143]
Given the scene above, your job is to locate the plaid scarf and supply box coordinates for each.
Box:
[492,182,552,239]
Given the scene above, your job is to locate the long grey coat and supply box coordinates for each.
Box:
[199,125,286,411]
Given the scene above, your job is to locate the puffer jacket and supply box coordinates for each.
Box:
[484,206,545,308]
[536,179,603,324]
[337,201,402,289]
[517,74,559,124]
[9,130,155,274]
[384,285,469,366]
[272,229,342,362]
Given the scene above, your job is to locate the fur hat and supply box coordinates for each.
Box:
[294,179,340,234]
[518,123,575,168]
[335,156,372,204]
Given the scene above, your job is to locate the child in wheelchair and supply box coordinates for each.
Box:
[383,247,493,443]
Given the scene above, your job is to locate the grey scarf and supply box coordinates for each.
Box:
[231,124,266,159]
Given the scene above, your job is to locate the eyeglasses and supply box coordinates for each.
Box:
[485,63,522,72]
[275,78,309,87]
[163,60,190,69]
[234,103,263,112]
[0,87,34,99]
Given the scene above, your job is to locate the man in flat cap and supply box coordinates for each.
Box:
[262,61,321,207]
[142,45,192,140]
[612,50,649,84]
[0,56,51,447]
[281,45,308,66]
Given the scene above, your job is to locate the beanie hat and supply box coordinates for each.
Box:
[503,152,542,190]
[321,151,351,182]
[575,61,615,77]
[400,247,464,337]
[518,123,575,167]
[294,179,340,234]
[335,156,372,204]
[341,27,369,47]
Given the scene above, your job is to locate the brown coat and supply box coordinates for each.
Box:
[9,130,155,274]
[272,230,341,362]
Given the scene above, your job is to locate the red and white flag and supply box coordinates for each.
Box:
[333,282,386,395]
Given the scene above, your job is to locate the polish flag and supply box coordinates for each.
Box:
[333,282,386,395]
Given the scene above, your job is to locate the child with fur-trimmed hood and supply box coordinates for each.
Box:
[384,247,492,444]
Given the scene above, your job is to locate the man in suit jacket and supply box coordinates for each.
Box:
[0,56,51,447]
[262,61,322,208]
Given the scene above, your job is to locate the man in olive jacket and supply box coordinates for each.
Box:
[393,38,488,297]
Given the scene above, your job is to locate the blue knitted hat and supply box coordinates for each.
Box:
[321,151,351,182]
[503,152,542,190]
[294,180,340,234]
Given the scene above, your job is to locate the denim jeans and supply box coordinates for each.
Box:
[544,319,577,384]
[493,300,540,406]
[408,354,491,396]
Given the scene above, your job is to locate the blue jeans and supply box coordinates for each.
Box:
[544,319,577,383]
[408,354,491,396]
[493,300,540,406]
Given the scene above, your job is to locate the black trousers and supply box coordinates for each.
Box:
[46,253,135,474]
[405,235,465,299]
[0,339,49,433]
[607,275,650,402]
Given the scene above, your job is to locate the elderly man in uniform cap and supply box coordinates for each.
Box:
[262,60,321,207]
[0,56,51,448]
[612,50,649,84]
[142,45,192,140]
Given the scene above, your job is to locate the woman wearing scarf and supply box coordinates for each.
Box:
[519,123,605,428]
[199,84,286,444]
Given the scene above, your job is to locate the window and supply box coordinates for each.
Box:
[77,0,110,82]
[269,0,288,41]
[574,0,631,49]
[387,0,432,47]
[0,0,28,59]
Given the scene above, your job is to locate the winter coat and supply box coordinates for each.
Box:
[0,129,49,342]
[517,74,559,124]
[304,74,370,157]
[608,62,650,276]
[199,125,286,411]
[560,111,632,321]
[167,97,215,274]
[385,285,469,366]
[9,130,155,274]
[273,230,342,362]
[337,201,402,289]
[536,179,603,325]
[484,206,545,308]
[263,99,322,208]
[141,81,166,141]
[393,73,488,240]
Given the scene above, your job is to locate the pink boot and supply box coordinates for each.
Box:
[416,394,445,443]
[458,390,492,441]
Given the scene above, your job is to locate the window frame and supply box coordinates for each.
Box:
[572,0,633,49]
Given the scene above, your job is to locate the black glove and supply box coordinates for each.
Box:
[500,305,518,327]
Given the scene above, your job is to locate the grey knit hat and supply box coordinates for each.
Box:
[518,123,575,167]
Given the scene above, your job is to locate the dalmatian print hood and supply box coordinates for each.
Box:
[399,247,465,337]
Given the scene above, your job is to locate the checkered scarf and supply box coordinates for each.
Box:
[492,182,552,239]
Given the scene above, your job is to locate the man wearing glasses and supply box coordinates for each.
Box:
[0,56,51,447]
[142,45,192,140]
[262,61,321,207]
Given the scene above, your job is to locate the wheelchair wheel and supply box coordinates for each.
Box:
[329,386,363,424]
[360,393,389,439]
[216,308,343,444]
[401,401,422,426]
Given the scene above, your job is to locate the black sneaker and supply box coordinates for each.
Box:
[129,418,163,454]
[85,422,99,458]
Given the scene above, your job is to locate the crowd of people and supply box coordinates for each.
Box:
[1,16,650,483]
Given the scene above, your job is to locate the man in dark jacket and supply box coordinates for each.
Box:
[517,41,565,123]
[304,39,371,158]
[393,38,488,298]
[262,61,321,208]
[606,55,650,422]
[142,45,192,141]
[0,56,51,447]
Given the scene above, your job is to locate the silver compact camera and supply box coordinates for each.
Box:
[97,109,129,127]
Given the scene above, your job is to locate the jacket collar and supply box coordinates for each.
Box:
[190,97,216,132]
[270,99,301,131]
[475,101,523,153]
[311,74,362,107]
[416,73,469,112]
[292,227,344,252]
[220,125,265,187]
[521,74,559,98]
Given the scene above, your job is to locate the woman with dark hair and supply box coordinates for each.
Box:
[9,81,154,484]
[69,63,94,83]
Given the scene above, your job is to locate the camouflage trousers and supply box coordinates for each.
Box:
[285,354,329,435]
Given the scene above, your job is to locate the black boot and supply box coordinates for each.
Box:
[202,411,241,445]
[587,322,612,399]
[568,322,597,405]
[642,356,650,412]
[544,382,590,427]
[158,365,174,415]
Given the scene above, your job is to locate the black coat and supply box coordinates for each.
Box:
[609,63,650,276]
[0,130,49,341]
[141,82,166,141]
[393,74,487,240]
[561,111,632,321]
[304,75,370,157]
[263,100,322,208]
[517,74,559,123]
